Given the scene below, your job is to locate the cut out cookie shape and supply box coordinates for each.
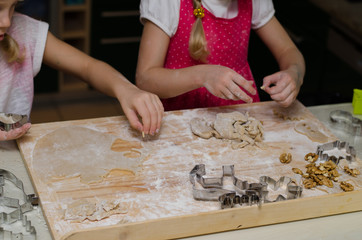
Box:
[32,126,146,184]
[294,121,329,143]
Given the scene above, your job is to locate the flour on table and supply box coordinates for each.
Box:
[32,126,145,183]
[190,111,265,149]
[294,121,329,143]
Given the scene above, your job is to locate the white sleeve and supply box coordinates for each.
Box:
[32,21,48,76]
[251,0,275,29]
[140,0,180,37]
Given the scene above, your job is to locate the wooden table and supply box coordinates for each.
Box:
[14,101,362,240]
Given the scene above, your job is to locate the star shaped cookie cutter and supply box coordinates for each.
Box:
[316,140,356,164]
[190,164,303,209]
[0,169,38,239]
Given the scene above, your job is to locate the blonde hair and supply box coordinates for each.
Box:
[189,0,209,63]
[0,33,24,63]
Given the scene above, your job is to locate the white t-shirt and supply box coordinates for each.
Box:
[140,0,275,37]
[0,13,48,117]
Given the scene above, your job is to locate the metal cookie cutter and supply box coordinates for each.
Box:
[316,140,356,164]
[330,110,362,136]
[0,113,28,132]
[189,164,263,207]
[190,165,303,209]
[0,169,38,239]
[259,176,302,203]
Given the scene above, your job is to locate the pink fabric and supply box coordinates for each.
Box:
[162,0,259,111]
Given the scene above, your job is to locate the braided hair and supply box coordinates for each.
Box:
[189,0,209,63]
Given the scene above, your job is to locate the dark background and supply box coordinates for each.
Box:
[18,0,362,106]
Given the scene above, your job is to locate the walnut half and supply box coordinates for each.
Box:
[280,153,292,164]
[340,181,354,192]
[304,153,318,163]
[343,166,360,177]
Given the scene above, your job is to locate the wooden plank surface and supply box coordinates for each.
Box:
[17,101,362,240]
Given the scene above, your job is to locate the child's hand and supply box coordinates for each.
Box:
[201,65,257,103]
[261,68,302,107]
[0,123,31,141]
[119,87,164,136]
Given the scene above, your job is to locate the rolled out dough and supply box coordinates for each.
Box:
[32,126,145,184]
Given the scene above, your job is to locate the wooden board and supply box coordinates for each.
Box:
[17,101,362,240]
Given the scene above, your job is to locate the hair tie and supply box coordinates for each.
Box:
[193,7,205,19]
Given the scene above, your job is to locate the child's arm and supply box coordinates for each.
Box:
[255,16,305,107]
[43,32,163,135]
[136,21,256,103]
[0,123,31,141]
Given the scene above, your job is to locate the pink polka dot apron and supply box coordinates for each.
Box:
[162,0,260,111]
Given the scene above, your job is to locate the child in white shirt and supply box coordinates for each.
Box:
[0,0,164,141]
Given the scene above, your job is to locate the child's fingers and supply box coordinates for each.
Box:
[144,97,163,135]
[12,123,31,138]
[226,81,253,103]
[0,123,31,141]
[0,131,8,141]
[124,110,144,133]
[232,74,257,96]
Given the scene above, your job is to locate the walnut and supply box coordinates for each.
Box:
[299,157,342,189]
[330,169,340,178]
[340,181,354,192]
[280,153,292,164]
[320,176,333,188]
[344,166,360,177]
[303,179,316,189]
[304,153,318,163]
[321,160,337,170]
[292,168,303,175]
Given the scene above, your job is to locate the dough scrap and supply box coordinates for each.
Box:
[294,121,329,143]
[190,118,220,139]
[190,111,264,149]
[64,198,128,222]
[32,126,145,184]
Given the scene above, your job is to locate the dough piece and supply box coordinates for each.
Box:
[294,121,329,143]
[190,118,220,139]
[213,112,248,140]
[64,198,128,222]
[32,126,145,183]
[191,111,264,149]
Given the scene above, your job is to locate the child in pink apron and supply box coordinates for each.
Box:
[136,0,305,111]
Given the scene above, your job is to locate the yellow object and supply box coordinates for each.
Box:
[193,7,205,18]
[352,89,362,115]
